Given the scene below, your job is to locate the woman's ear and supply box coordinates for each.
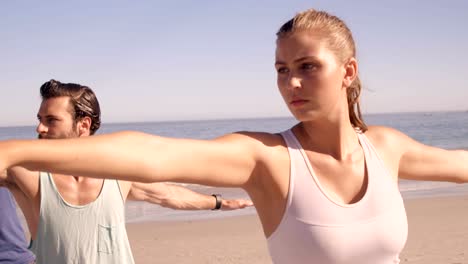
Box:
[342,57,358,88]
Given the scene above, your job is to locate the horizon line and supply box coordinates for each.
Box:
[0,109,466,129]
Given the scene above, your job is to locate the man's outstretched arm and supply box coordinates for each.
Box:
[128,182,253,210]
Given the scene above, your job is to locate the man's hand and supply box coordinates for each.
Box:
[220,198,253,210]
[128,182,253,210]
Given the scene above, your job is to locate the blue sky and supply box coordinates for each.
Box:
[1,1,467,126]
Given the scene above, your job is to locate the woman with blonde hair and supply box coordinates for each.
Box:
[1,9,467,263]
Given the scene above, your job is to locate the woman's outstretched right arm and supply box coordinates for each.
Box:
[1,131,264,188]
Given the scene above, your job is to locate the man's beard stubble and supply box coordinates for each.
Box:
[37,130,79,140]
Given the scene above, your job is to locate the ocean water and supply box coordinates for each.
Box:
[1,111,467,222]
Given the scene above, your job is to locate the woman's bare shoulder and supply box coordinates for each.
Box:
[365,125,413,155]
[214,131,287,148]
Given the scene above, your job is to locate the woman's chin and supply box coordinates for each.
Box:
[290,110,321,122]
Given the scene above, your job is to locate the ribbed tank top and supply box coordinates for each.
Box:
[31,172,134,264]
[267,130,408,264]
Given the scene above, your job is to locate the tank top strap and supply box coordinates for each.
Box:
[280,129,299,149]
[38,172,64,209]
[356,132,394,180]
[279,129,300,215]
[280,129,312,177]
[99,179,125,206]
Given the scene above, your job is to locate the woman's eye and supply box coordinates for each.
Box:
[276,67,289,74]
[301,63,318,70]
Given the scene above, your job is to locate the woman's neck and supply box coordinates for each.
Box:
[293,116,360,161]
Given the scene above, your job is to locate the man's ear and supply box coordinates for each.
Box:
[342,57,358,88]
[77,116,92,136]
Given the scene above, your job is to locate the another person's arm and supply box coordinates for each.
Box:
[0,168,38,237]
[0,170,28,201]
[128,182,252,210]
[0,170,14,187]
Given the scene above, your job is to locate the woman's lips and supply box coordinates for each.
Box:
[290,99,308,107]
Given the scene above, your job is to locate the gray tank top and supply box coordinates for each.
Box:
[31,172,134,264]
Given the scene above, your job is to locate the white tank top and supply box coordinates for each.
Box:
[267,130,408,263]
[31,172,135,264]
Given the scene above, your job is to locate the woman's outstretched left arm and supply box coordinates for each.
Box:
[374,126,468,183]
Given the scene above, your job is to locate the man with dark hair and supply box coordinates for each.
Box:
[39,79,102,135]
[0,80,251,264]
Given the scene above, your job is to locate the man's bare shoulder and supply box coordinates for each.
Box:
[8,166,40,179]
[5,166,40,200]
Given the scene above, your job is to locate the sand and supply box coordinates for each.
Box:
[126,195,468,264]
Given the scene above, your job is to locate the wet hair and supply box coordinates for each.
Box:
[40,79,101,135]
[277,9,367,132]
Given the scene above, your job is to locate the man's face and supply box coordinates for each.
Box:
[36,96,80,139]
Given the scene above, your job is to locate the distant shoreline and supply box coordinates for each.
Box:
[1,109,466,128]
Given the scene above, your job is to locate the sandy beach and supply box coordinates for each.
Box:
[399,195,468,264]
[126,195,468,264]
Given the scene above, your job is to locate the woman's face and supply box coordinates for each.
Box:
[275,31,349,122]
